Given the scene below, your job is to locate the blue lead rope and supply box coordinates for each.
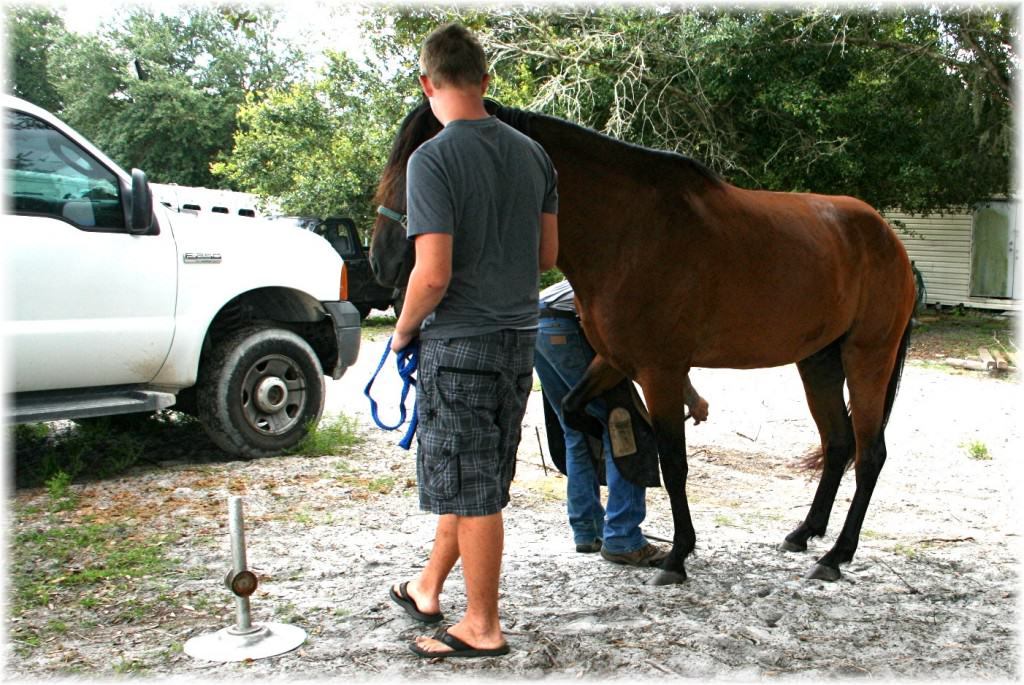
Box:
[364,336,419,450]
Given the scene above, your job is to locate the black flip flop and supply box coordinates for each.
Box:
[389,582,443,624]
[409,628,510,659]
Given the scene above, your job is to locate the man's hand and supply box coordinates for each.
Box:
[391,328,418,353]
[690,397,709,425]
[390,233,452,354]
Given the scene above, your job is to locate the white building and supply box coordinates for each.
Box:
[886,199,1020,312]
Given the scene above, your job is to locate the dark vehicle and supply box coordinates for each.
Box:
[280,216,400,319]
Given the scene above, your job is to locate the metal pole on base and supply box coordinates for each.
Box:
[184,496,306,662]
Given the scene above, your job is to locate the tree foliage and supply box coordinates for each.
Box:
[7,5,304,187]
[212,6,560,227]
[223,5,1012,222]
[212,51,410,227]
[4,5,67,112]
[10,5,1012,221]
[472,6,1015,213]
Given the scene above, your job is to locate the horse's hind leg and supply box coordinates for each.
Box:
[806,330,908,581]
[783,341,855,553]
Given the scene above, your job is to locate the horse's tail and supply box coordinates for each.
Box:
[800,445,829,472]
[880,314,914,432]
[801,314,913,473]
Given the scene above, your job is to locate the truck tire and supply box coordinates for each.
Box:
[196,326,325,458]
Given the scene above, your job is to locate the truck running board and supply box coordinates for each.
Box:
[8,389,177,424]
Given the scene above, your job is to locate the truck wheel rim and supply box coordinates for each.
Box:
[240,354,306,435]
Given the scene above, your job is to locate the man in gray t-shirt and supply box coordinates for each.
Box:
[387,24,558,660]
[407,116,558,338]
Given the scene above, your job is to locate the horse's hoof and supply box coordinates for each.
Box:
[805,563,841,582]
[647,570,687,586]
[779,540,806,553]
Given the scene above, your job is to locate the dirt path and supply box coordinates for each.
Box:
[6,335,1020,679]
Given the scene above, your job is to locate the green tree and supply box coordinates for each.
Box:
[213,51,410,229]
[473,6,1014,213]
[218,7,480,226]
[356,6,1013,213]
[359,7,547,108]
[47,6,304,187]
[218,6,1013,232]
[4,5,67,112]
[213,6,549,229]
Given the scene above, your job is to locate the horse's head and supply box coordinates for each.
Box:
[369,101,443,290]
[369,99,519,291]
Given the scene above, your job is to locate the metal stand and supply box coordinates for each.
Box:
[184,496,307,662]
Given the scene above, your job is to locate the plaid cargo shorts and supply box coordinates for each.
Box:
[415,330,537,516]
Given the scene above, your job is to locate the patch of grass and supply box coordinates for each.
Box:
[15,503,43,517]
[11,521,179,614]
[367,476,396,494]
[12,410,361,488]
[892,543,919,560]
[46,619,68,634]
[183,566,213,581]
[361,314,397,330]
[113,599,149,624]
[10,411,216,488]
[274,601,300,623]
[157,643,184,663]
[16,632,42,651]
[360,314,397,343]
[45,470,78,511]
[714,514,736,527]
[289,413,363,457]
[15,422,50,442]
[112,659,148,675]
[334,473,394,499]
[909,310,1016,361]
[963,439,992,461]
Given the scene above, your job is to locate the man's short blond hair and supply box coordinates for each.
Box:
[419,23,488,88]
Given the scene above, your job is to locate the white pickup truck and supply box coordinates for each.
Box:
[2,95,361,457]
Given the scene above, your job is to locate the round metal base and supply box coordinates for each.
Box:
[184,622,306,662]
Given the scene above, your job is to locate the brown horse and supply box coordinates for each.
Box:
[370,100,916,586]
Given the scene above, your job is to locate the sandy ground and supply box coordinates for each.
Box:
[5,331,1021,680]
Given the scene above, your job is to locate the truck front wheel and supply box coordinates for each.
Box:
[197,327,325,458]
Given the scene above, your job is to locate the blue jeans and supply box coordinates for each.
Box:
[534,315,648,553]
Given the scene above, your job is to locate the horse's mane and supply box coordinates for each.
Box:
[375,99,723,208]
[374,100,439,209]
[486,99,723,187]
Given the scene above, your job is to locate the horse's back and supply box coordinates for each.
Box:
[672,185,913,368]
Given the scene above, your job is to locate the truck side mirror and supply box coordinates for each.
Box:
[129,168,155,235]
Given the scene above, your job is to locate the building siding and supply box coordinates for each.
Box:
[885,209,1019,311]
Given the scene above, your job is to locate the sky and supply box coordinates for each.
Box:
[55,0,373,65]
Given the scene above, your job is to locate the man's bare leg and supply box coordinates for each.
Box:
[396,513,459,615]
[413,511,507,653]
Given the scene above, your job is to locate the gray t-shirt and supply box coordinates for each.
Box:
[406,116,558,339]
